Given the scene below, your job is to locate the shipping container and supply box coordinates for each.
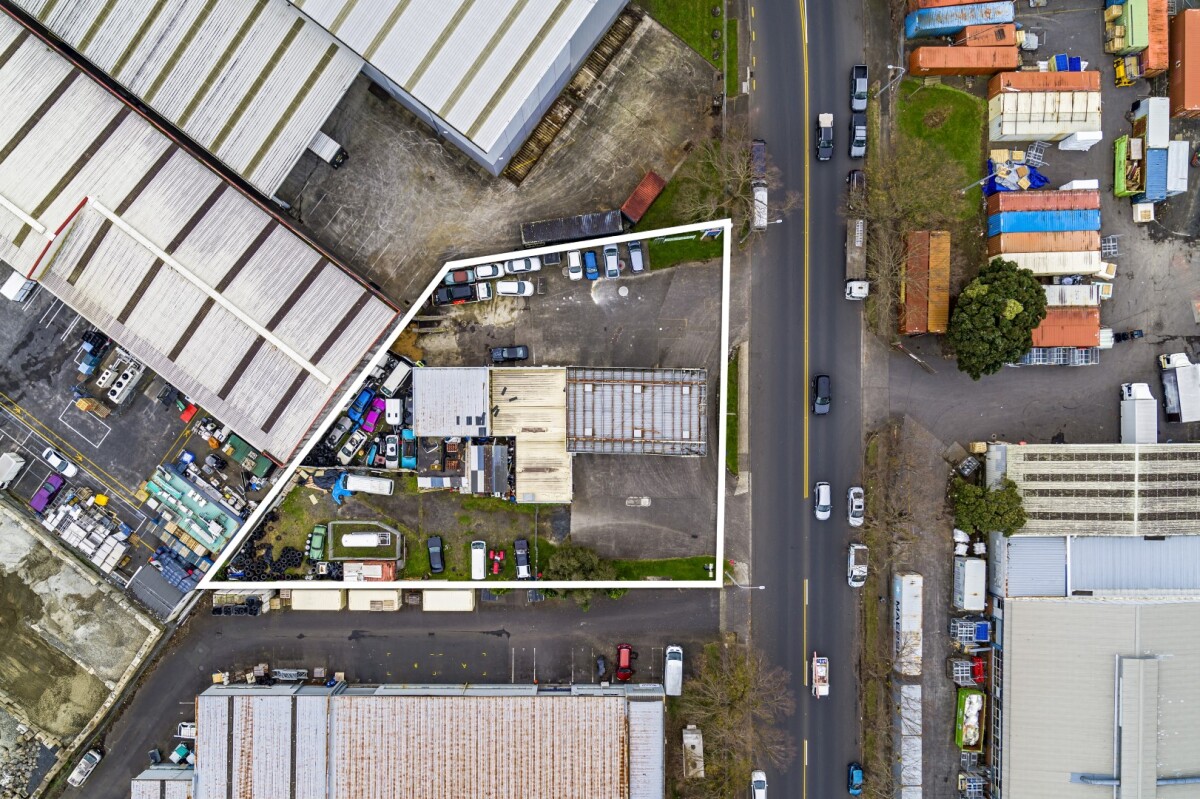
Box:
[955,23,1017,47]
[953,558,986,611]
[520,210,624,247]
[988,70,1101,98]
[1003,250,1105,276]
[893,574,924,677]
[907,0,973,10]
[906,2,1015,39]
[1115,0,1149,55]
[1169,10,1200,118]
[1044,284,1102,306]
[986,209,1101,235]
[985,189,1100,214]
[1167,139,1189,197]
[290,589,347,611]
[987,230,1100,255]
[900,231,929,335]
[1132,97,1170,149]
[909,45,1019,76]
[1140,0,1168,76]
[988,92,1102,142]
[1138,146,1169,202]
[1032,307,1101,347]
[927,231,950,334]
[422,589,476,611]
[620,171,666,224]
[348,589,401,611]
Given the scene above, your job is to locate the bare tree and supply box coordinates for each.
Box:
[673,126,800,242]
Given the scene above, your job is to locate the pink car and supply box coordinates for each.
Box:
[362,398,386,434]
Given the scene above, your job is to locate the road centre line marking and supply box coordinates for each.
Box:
[803,739,809,799]
[800,0,810,496]
[803,577,809,685]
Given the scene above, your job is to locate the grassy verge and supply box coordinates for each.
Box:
[895,78,985,217]
[612,556,714,581]
[636,147,723,270]
[726,19,739,97]
[460,495,548,515]
[641,0,739,96]
[726,349,740,474]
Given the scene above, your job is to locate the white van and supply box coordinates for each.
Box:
[664,644,683,696]
[470,540,487,581]
[343,474,394,496]
[385,398,403,426]
[379,360,412,398]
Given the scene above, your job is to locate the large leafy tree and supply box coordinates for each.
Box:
[541,542,619,608]
[947,258,1047,379]
[952,478,1027,536]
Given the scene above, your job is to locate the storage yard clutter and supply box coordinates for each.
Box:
[987,71,1102,143]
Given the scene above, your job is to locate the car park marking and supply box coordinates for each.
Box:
[56,400,112,448]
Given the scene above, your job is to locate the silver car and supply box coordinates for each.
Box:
[814,482,832,521]
[847,486,865,527]
[602,244,620,278]
[337,429,367,466]
[505,256,542,275]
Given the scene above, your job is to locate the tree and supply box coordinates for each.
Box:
[675,645,795,799]
[951,478,1027,536]
[673,126,798,240]
[947,258,1047,379]
[541,542,618,608]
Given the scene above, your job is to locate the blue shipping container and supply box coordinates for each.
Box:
[905,1,1015,38]
[986,210,1102,235]
[1139,148,1169,202]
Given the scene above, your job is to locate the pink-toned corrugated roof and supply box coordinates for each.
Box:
[1031,307,1100,347]
[621,172,667,223]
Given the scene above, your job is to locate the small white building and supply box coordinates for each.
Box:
[348,588,401,612]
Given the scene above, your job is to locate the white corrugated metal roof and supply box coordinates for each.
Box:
[15,0,363,195]
[292,0,606,152]
[412,367,490,437]
[0,16,395,459]
[1069,536,1200,595]
[627,699,664,799]
[294,695,330,799]
[566,368,708,456]
[196,695,230,799]
[1001,536,1067,597]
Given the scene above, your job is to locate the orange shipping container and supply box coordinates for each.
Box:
[907,0,975,11]
[986,231,1101,256]
[900,232,930,336]
[1140,0,1168,77]
[955,23,1018,47]
[985,189,1101,215]
[910,46,1019,76]
[926,231,951,335]
[1170,10,1200,118]
[988,70,1101,98]
[1031,307,1101,347]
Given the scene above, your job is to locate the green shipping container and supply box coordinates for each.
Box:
[1118,0,1150,54]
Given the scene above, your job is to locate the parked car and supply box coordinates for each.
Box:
[847,543,868,589]
[615,643,637,681]
[306,525,326,560]
[566,250,583,280]
[848,762,865,796]
[434,284,474,306]
[583,250,600,280]
[850,113,867,159]
[814,481,832,521]
[325,415,354,448]
[491,345,529,363]
[348,388,373,423]
[41,447,78,478]
[847,486,865,527]
[337,429,368,466]
[751,770,768,799]
[627,240,645,274]
[443,268,476,285]
[475,263,504,280]
[850,65,868,112]
[427,536,444,574]
[496,280,535,297]
[384,434,399,469]
[401,428,417,470]
[29,474,64,513]
[602,244,620,278]
[515,538,531,580]
[67,749,102,788]
[811,374,831,415]
[505,256,542,275]
[361,397,386,434]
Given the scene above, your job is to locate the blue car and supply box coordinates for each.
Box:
[847,762,864,796]
[401,428,417,470]
[348,387,373,423]
[583,250,599,280]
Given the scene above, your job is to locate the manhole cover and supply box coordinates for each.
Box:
[618,286,629,297]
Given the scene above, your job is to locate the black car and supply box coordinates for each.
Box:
[812,374,831,415]
[514,538,531,580]
[427,536,444,574]
[434,284,473,306]
[491,345,529,363]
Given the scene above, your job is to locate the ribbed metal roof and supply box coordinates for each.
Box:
[566,368,708,456]
[0,15,395,460]
[1000,536,1067,597]
[13,0,363,195]
[627,699,664,799]
[490,367,572,503]
[412,367,490,437]
[1070,535,1200,595]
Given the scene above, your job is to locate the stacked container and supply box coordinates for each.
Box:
[1129,97,1172,203]
[899,231,950,336]
[987,71,1101,142]
[985,191,1105,278]
[1169,10,1200,118]
[909,45,1019,75]
[906,2,1014,38]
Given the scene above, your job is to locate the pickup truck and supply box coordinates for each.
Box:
[847,543,868,588]
[816,114,834,161]
[850,113,867,159]
[851,65,868,112]
[845,219,869,300]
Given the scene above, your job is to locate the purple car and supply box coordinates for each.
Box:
[29,474,64,512]
[362,397,386,434]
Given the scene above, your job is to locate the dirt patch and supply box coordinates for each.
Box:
[923,108,950,129]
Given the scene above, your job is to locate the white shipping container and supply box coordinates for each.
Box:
[988,92,1102,142]
[290,589,347,611]
[953,557,987,611]
[1133,97,1170,150]
[1059,179,1100,190]
[893,573,924,677]
[1057,130,1103,151]
[422,589,476,612]
[1005,250,1103,277]
[1167,140,1189,197]
[348,589,401,611]
[1044,284,1101,306]
[1120,383,1158,445]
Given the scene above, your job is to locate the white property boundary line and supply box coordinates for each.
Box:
[201,218,732,591]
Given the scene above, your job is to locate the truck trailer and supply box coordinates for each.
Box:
[845,219,869,300]
[1159,353,1200,423]
[1120,382,1159,443]
[893,573,924,677]
[751,139,769,231]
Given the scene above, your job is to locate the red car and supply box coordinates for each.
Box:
[615,643,637,682]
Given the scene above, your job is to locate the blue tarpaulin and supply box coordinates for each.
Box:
[983,159,1051,195]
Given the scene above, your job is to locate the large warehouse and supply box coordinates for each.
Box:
[134,682,665,799]
[0,13,396,461]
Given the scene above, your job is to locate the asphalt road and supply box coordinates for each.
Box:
[70,589,718,798]
[749,0,865,796]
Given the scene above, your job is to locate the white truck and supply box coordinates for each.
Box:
[952,557,986,612]
[0,452,25,489]
[1120,382,1158,444]
[1159,353,1200,423]
[845,219,869,300]
[847,543,868,588]
[343,474,395,496]
[811,652,829,697]
[750,139,768,231]
[664,644,684,696]
[893,573,924,677]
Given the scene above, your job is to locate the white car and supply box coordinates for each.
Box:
[505,256,542,275]
[566,250,583,280]
[67,749,102,787]
[42,447,78,478]
[847,486,865,527]
[337,429,368,466]
[751,770,768,799]
[496,280,535,297]
[848,543,868,588]
[813,481,832,521]
[475,263,503,280]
